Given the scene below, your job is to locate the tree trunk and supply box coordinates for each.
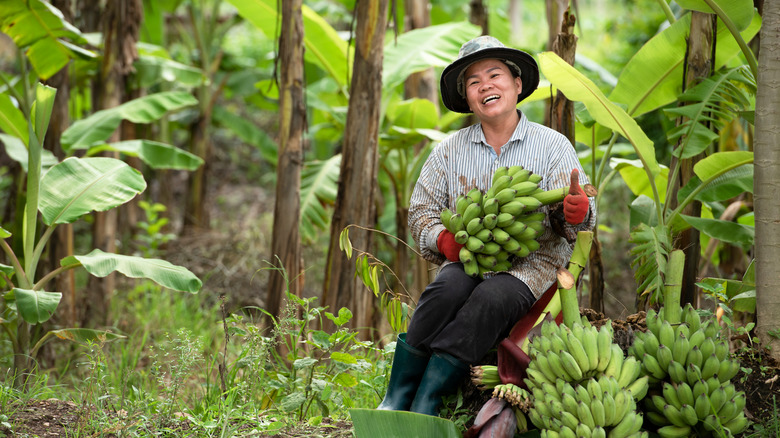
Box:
[84,0,142,327]
[469,0,489,35]
[755,0,780,361]
[668,11,714,308]
[266,0,305,322]
[322,0,389,337]
[403,0,435,308]
[508,0,523,45]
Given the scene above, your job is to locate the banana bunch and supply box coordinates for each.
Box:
[440,165,551,278]
[471,364,501,390]
[524,320,650,438]
[628,304,748,437]
[526,375,646,438]
[492,383,532,408]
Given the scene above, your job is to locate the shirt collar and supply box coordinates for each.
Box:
[469,110,529,146]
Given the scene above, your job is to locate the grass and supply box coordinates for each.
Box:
[0,272,391,436]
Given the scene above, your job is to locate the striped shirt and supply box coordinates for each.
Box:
[409,111,597,299]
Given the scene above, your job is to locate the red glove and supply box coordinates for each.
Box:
[563,169,589,224]
[437,230,463,262]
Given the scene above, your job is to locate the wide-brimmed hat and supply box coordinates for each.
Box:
[440,36,539,114]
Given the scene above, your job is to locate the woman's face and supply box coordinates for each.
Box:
[463,58,523,122]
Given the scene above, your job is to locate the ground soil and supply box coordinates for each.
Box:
[6,312,778,437]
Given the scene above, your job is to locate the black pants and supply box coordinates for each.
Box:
[405,263,536,364]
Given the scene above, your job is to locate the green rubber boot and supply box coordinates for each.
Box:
[377,333,431,411]
[409,352,469,416]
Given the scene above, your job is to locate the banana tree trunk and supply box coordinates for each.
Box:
[667,11,715,308]
[85,0,142,327]
[266,0,305,322]
[322,0,389,337]
[755,0,780,361]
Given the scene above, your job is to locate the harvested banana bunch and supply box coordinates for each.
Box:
[524,319,650,438]
[439,165,593,278]
[628,304,748,437]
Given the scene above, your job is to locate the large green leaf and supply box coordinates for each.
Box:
[629,223,672,302]
[693,151,753,181]
[86,140,204,171]
[676,0,754,31]
[681,215,754,249]
[63,249,202,293]
[383,22,481,92]
[609,12,761,120]
[134,43,206,88]
[0,93,28,144]
[5,288,61,324]
[613,159,669,203]
[226,0,350,90]
[664,67,755,159]
[39,157,146,225]
[539,52,660,177]
[350,409,461,438]
[387,98,439,130]
[0,0,96,79]
[677,164,753,203]
[60,91,198,152]
[300,156,340,244]
[0,133,58,172]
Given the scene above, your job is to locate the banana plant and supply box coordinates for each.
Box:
[0,82,202,384]
[540,21,758,305]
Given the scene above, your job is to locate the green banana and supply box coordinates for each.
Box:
[474,227,493,243]
[467,187,483,204]
[440,208,454,232]
[496,212,515,228]
[494,187,518,205]
[499,200,526,216]
[667,360,686,384]
[465,236,484,252]
[454,230,469,244]
[656,425,692,438]
[662,382,683,409]
[455,195,471,215]
[596,325,613,372]
[558,349,584,381]
[642,353,666,380]
[723,413,748,435]
[511,181,539,196]
[515,196,542,211]
[675,381,695,407]
[482,213,498,229]
[466,217,485,236]
[483,197,500,216]
[491,227,511,244]
[463,257,479,277]
[462,202,482,225]
[491,175,513,194]
[449,213,465,232]
[625,375,649,400]
[458,247,474,264]
[492,166,509,183]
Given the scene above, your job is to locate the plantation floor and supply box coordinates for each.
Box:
[5,331,778,437]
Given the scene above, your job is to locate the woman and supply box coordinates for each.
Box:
[377,36,596,416]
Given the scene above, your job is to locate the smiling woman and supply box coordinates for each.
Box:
[376,35,597,419]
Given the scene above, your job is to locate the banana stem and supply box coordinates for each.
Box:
[663,249,685,325]
[560,231,594,327]
[534,184,598,206]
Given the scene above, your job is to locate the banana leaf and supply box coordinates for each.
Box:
[39,157,146,225]
[676,0,755,31]
[680,215,754,250]
[62,249,202,293]
[226,0,350,91]
[86,140,204,171]
[612,159,670,203]
[60,91,198,152]
[350,409,461,438]
[0,133,58,172]
[0,93,28,144]
[383,22,481,92]
[676,165,753,204]
[4,288,61,324]
[0,0,96,79]
[538,52,660,178]
[301,156,340,244]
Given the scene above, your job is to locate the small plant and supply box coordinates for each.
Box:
[133,201,177,258]
[149,328,205,426]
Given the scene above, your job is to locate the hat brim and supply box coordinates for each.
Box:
[440,47,540,114]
